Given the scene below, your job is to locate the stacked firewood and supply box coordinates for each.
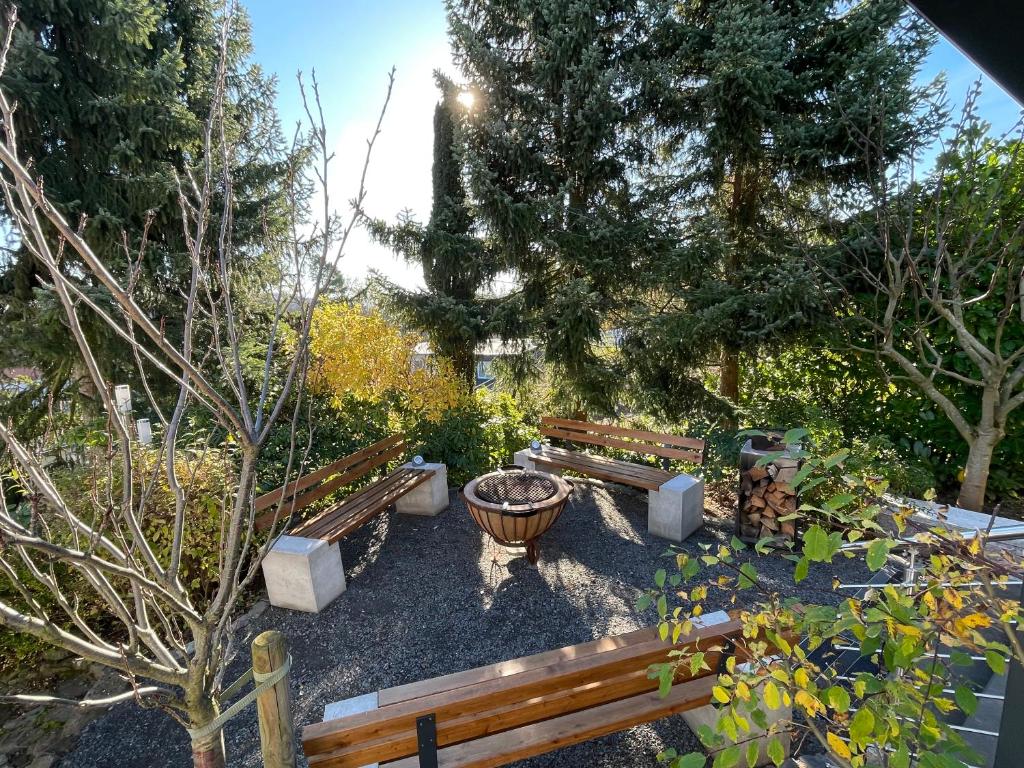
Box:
[738,456,799,542]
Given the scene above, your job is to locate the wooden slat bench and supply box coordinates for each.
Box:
[258,435,449,612]
[301,612,779,768]
[514,417,706,543]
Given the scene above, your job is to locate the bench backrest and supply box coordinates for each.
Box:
[253,434,408,531]
[540,417,705,465]
[301,615,755,765]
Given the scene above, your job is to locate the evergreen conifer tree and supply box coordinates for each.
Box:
[370,74,502,389]
[446,0,671,411]
[622,0,938,424]
[0,1,293,423]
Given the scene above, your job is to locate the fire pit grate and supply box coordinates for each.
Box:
[462,467,572,564]
[476,472,557,506]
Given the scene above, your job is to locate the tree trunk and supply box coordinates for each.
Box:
[189,699,226,768]
[451,346,477,393]
[191,732,225,768]
[720,347,740,431]
[957,428,1000,512]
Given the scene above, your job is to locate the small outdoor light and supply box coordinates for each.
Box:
[135,418,153,446]
[530,439,542,452]
[412,455,425,467]
[114,384,132,416]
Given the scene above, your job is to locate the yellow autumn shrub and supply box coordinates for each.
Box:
[309,302,463,422]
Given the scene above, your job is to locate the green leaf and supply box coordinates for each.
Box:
[802,525,830,561]
[746,741,759,768]
[697,724,719,748]
[655,568,667,588]
[954,684,978,716]
[636,594,652,611]
[986,650,1007,675]
[850,706,875,743]
[789,465,814,488]
[677,754,706,768]
[782,427,808,445]
[766,738,785,767]
[825,493,855,511]
[949,650,973,667]
[890,743,910,768]
[827,685,850,713]
[659,664,674,697]
[713,745,740,768]
[823,449,849,468]
[790,557,806,581]
[866,539,892,571]
[794,556,810,583]
[738,562,758,589]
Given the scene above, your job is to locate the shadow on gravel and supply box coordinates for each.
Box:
[59,485,871,768]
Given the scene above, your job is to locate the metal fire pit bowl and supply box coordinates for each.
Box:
[462,465,572,564]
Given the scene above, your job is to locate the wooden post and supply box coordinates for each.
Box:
[252,630,296,768]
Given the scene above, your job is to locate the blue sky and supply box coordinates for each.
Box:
[245,0,1022,290]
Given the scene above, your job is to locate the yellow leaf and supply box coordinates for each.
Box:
[712,686,731,704]
[827,732,853,760]
[795,690,823,716]
[763,680,781,710]
[895,623,922,638]
[960,613,991,629]
[794,668,810,688]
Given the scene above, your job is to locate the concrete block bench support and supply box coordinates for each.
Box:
[261,536,347,613]
[513,448,562,475]
[323,692,380,768]
[648,473,705,543]
[257,435,449,613]
[394,462,449,516]
[516,418,706,544]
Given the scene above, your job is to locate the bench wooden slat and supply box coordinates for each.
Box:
[286,442,409,515]
[294,467,433,543]
[316,669,662,768]
[542,425,703,463]
[531,448,672,491]
[537,445,673,482]
[379,627,657,707]
[302,619,742,759]
[541,417,705,455]
[254,436,408,531]
[255,434,405,512]
[532,456,666,492]
[295,468,430,542]
[381,675,717,768]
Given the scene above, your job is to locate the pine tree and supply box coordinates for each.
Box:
[446,0,671,411]
[621,0,938,424]
[0,1,292,423]
[369,74,502,389]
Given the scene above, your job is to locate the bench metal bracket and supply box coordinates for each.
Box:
[716,636,736,673]
[417,713,439,768]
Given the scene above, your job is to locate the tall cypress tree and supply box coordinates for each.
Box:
[446,0,671,411]
[0,1,292,423]
[370,74,502,390]
[621,0,938,424]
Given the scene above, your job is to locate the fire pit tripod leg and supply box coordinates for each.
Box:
[525,539,540,565]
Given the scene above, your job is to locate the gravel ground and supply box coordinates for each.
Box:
[61,480,869,768]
